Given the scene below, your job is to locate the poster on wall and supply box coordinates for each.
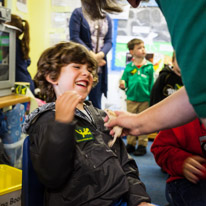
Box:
[16,0,28,13]
[52,0,70,7]
[52,0,81,10]
[50,12,70,46]
[51,12,68,28]
[111,7,173,72]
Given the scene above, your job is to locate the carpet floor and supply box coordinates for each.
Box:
[125,140,169,206]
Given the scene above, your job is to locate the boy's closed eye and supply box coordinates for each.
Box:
[72,64,81,69]
[87,67,93,73]
[72,63,93,73]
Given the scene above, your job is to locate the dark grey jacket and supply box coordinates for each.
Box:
[23,101,151,206]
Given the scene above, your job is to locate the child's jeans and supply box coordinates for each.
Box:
[167,179,206,206]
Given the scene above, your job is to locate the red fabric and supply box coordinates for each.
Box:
[151,118,206,183]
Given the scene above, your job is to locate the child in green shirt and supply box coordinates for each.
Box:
[119,39,154,156]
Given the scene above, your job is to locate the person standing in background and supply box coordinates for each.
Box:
[69,7,113,109]
[6,14,35,94]
[120,38,154,156]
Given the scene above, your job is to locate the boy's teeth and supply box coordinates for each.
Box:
[77,81,87,86]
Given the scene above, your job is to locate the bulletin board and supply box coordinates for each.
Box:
[111,6,173,72]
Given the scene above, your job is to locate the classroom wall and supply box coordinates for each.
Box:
[5,0,51,78]
[4,0,79,78]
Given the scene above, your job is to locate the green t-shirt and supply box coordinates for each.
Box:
[156,0,206,118]
[121,61,154,102]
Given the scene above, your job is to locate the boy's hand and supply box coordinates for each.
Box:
[55,91,81,123]
[119,80,125,90]
[183,155,206,183]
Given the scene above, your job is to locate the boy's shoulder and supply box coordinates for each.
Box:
[22,102,55,134]
[159,64,176,77]
[125,61,135,70]
[126,61,133,67]
[84,100,107,118]
[144,60,154,69]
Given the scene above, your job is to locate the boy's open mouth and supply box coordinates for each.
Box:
[76,80,88,87]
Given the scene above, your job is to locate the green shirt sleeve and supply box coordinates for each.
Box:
[156,0,206,118]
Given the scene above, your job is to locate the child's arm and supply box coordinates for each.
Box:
[55,91,81,123]
[119,67,129,90]
[29,91,81,189]
[151,128,192,177]
[151,120,206,182]
[29,112,76,189]
[119,80,125,90]
[69,9,90,50]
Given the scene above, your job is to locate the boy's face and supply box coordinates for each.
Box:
[55,63,94,101]
[130,43,146,58]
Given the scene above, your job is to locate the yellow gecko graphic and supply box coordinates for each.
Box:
[176,84,182,90]
[130,68,137,74]
[75,128,92,138]
[15,85,27,95]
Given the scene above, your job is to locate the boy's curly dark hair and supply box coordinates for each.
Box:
[34,41,98,103]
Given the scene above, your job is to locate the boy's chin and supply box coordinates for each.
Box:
[79,94,88,102]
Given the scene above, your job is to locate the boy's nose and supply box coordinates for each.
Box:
[82,68,90,76]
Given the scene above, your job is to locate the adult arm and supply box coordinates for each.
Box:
[100,15,113,56]
[69,8,90,50]
[121,66,129,89]
[156,0,206,119]
[105,87,197,136]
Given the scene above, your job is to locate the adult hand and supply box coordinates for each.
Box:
[98,58,106,66]
[90,51,106,66]
[55,91,81,123]
[183,155,206,183]
[104,110,142,136]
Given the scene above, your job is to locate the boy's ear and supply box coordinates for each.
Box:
[45,74,58,85]
[129,50,133,55]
